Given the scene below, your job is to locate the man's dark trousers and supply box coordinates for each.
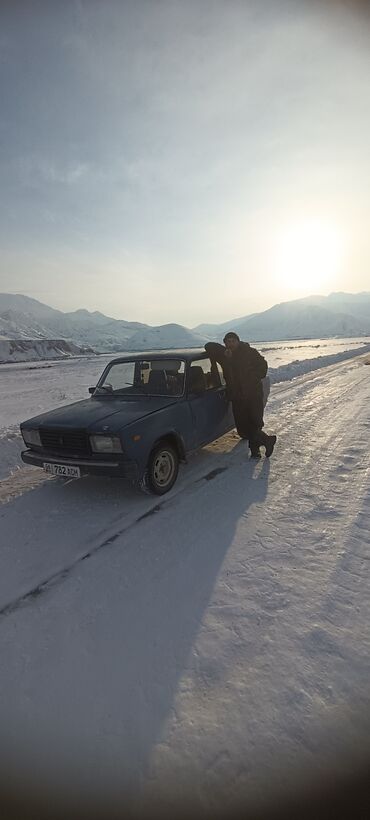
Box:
[232,384,270,451]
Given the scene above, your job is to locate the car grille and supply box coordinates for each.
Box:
[40,429,90,456]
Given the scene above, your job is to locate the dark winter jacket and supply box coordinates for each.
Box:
[229,341,267,400]
[205,341,268,402]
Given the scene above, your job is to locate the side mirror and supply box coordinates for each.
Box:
[88,387,95,395]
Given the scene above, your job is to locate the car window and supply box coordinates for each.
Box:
[97,359,185,396]
[188,358,223,393]
[101,362,136,391]
[216,361,226,387]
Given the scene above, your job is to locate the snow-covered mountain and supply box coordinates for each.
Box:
[0,294,208,352]
[0,294,148,351]
[303,291,370,323]
[199,292,370,342]
[1,291,370,354]
[193,314,257,336]
[124,323,207,351]
[231,301,368,342]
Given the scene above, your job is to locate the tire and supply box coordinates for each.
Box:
[146,442,179,495]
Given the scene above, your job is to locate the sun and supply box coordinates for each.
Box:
[274,219,343,291]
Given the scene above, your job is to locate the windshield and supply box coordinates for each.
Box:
[95,359,186,397]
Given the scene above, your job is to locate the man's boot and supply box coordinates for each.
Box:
[250,448,261,458]
[249,438,261,458]
[265,435,277,457]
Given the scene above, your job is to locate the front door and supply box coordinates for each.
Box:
[187,358,233,449]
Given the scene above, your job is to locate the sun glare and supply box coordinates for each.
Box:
[274,219,343,291]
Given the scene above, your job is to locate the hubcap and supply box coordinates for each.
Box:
[153,450,175,487]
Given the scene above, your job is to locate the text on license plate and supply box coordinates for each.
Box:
[43,463,81,478]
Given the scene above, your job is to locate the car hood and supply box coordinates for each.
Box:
[22,396,179,434]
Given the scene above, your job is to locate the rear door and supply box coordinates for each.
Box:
[187,358,233,449]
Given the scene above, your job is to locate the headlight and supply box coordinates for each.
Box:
[89,435,123,454]
[22,429,41,447]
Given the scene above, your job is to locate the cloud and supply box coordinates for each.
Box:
[14,157,90,186]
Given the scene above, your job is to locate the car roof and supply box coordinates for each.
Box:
[105,348,208,364]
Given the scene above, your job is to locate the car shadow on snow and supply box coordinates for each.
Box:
[0,453,271,807]
[106,460,271,800]
[0,434,246,611]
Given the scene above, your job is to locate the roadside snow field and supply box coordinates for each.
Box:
[0,351,369,813]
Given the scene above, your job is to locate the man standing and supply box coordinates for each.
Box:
[205,332,277,458]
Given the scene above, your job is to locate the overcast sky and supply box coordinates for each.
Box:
[0,0,369,326]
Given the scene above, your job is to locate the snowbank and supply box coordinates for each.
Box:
[0,338,95,363]
[0,428,25,480]
[269,343,370,384]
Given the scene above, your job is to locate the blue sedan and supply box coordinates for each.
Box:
[20,349,234,494]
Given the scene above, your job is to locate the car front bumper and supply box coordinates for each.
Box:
[21,449,140,481]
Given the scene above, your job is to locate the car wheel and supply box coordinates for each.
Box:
[146,442,179,495]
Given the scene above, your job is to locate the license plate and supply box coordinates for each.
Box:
[43,463,81,478]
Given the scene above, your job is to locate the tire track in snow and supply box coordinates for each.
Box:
[0,462,238,620]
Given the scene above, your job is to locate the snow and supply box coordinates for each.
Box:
[0,428,25,481]
[257,336,370,366]
[0,354,112,479]
[0,338,94,364]
[0,349,369,813]
[268,342,370,383]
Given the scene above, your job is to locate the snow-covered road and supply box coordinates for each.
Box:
[0,353,369,814]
